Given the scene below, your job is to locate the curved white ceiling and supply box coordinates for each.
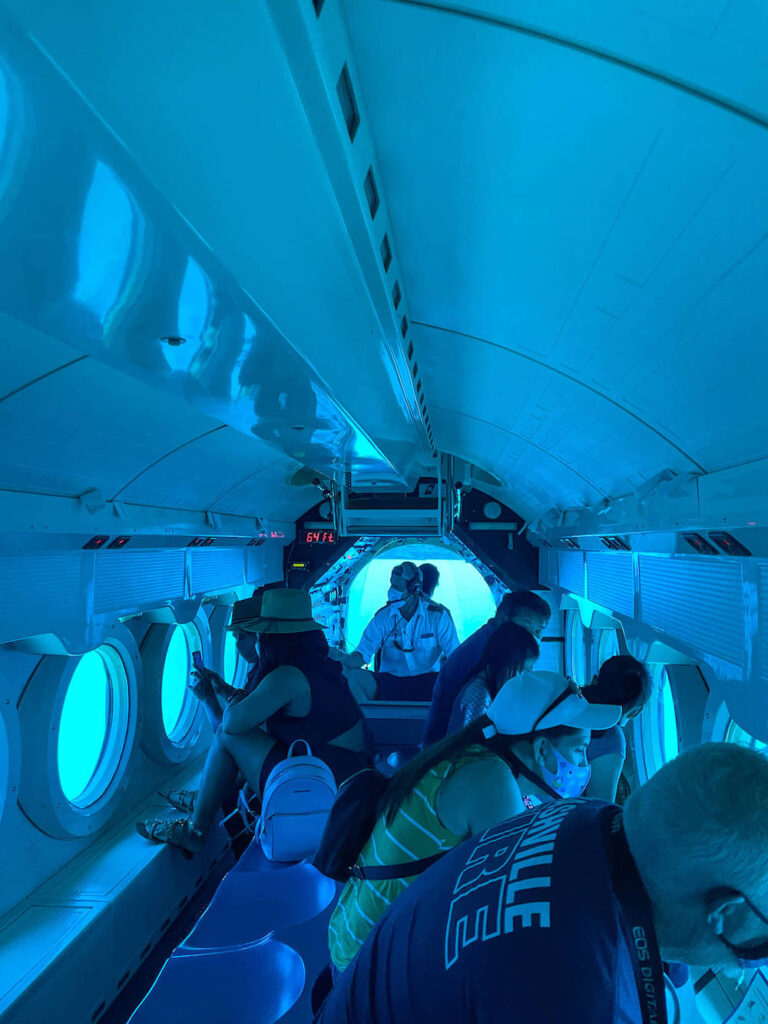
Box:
[344,0,768,518]
[0,0,764,530]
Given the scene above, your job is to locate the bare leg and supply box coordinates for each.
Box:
[190,728,241,834]
[218,728,279,800]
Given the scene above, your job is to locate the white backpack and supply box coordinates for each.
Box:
[257,740,338,862]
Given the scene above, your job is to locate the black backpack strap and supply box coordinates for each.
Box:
[500,749,563,801]
[349,850,446,881]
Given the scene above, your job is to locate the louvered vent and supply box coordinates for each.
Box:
[586,552,634,617]
[558,551,585,596]
[538,548,558,587]
[189,549,245,595]
[94,550,186,612]
[0,554,82,644]
[638,556,745,667]
[758,565,768,683]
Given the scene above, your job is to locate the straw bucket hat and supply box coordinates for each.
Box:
[241,588,322,635]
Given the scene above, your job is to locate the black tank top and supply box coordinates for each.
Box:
[265,657,364,749]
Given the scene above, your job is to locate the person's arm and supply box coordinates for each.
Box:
[221,665,307,735]
[352,611,387,669]
[583,752,624,802]
[436,609,460,659]
[329,648,365,670]
[437,757,526,836]
[459,679,492,728]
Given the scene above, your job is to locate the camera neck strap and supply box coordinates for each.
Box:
[601,806,667,1024]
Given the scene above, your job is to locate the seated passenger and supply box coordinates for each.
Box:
[583,655,652,802]
[316,742,768,1023]
[332,561,459,701]
[327,670,620,974]
[137,589,372,852]
[421,589,551,746]
[158,593,263,815]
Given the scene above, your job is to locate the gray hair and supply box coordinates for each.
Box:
[625,742,768,894]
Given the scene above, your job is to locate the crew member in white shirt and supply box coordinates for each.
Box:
[333,562,459,701]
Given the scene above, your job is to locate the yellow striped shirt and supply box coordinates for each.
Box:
[328,745,501,972]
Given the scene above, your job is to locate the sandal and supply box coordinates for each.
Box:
[158,788,197,814]
[136,815,204,858]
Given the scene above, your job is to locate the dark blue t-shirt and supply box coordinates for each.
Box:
[421,621,495,746]
[316,800,643,1024]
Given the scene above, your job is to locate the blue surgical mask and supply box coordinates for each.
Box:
[540,744,591,798]
[387,587,404,603]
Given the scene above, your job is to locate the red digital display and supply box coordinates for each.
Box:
[301,529,337,545]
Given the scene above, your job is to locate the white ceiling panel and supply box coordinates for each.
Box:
[120,425,311,520]
[345,0,768,515]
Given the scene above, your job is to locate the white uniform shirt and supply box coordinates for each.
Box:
[355,599,459,676]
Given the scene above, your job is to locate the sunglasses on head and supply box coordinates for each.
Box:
[532,677,583,732]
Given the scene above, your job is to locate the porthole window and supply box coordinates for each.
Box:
[639,667,680,778]
[57,647,131,807]
[223,614,250,690]
[725,721,767,753]
[566,612,588,686]
[160,623,202,744]
[17,625,141,839]
[597,630,620,665]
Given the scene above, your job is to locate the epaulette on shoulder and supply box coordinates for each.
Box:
[426,601,448,614]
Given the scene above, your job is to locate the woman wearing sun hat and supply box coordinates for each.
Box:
[328,670,621,975]
[137,588,372,852]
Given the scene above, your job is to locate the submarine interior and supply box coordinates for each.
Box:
[0,1,767,1022]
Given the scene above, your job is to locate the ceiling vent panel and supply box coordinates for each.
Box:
[586,552,634,617]
[558,550,585,596]
[94,550,186,613]
[189,549,245,595]
[638,556,744,667]
[539,547,559,588]
[336,64,360,142]
[363,167,379,219]
[380,234,392,272]
[758,566,768,683]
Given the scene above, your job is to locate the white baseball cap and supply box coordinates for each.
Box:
[484,670,622,737]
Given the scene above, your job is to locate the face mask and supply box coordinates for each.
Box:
[387,587,404,603]
[709,891,768,969]
[539,743,591,798]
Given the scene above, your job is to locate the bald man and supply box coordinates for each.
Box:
[315,742,768,1023]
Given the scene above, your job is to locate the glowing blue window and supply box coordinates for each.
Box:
[161,625,201,743]
[597,630,620,666]
[640,667,680,777]
[223,616,249,689]
[659,675,679,763]
[567,613,588,686]
[725,721,767,753]
[58,647,130,806]
[345,546,496,649]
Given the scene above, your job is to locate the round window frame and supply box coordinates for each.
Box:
[17,625,141,839]
[0,664,21,831]
[565,610,589,686]
[208,604,250,691]
[140,611,210,764]
[637,665,681,781]
[57,644,132,809]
